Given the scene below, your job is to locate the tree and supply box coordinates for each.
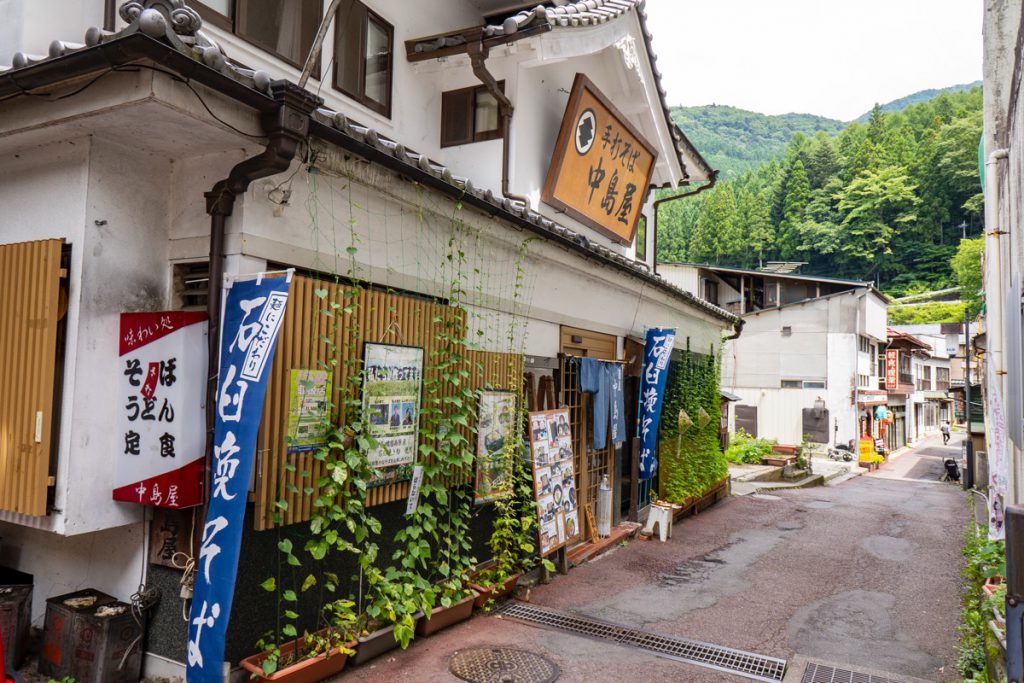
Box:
[805,133,840,189]
[689,185,739,264]
[834,165,919,278]
[951,237,984,316]
[776,160,809,259]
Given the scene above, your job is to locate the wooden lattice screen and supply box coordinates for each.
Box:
[0,239,64,516]
[253,275,523,530]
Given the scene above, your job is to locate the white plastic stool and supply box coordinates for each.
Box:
[643,504,674,542]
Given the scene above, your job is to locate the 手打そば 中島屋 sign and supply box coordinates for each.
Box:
[542,73,657,245]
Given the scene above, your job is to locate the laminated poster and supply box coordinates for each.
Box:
[528,408,580,556]
[362,343,424,487]
[474,391,517,504]
[286,369,332,454]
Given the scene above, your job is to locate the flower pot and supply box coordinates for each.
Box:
[415,592,476,637]
[469,573,522,609]
[983,575,1004,598]
[239,633,356,683]
[761,456,794,467]
[350,614,422,666]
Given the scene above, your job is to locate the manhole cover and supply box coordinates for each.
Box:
[450,647,559,683]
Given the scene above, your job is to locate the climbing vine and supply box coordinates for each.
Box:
[658,341,728,503]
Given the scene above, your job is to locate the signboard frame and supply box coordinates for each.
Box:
[541,73,658,246]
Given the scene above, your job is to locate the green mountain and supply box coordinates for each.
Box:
[854,81,983,123]
[670,106,844,178]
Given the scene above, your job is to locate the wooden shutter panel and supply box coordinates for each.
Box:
[441,87,474,147]
[335,0,367,98]
[0,239,63,516]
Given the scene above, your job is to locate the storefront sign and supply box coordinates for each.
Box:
[113,311,207,509]
[542,73,657,245]
[638,328,676,480]
[363,343,424,487]
[528,409,579,556]
[187,273,291,683]
[885,349,898,390]
[286,369,332,454]
[474,391,516,504]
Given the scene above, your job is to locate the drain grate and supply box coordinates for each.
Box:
[801,663,905,683]
[497,602,786,682]
[450,647,560,683]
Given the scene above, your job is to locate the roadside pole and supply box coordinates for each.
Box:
[1005,506,1024,682]
[964,311,975,489]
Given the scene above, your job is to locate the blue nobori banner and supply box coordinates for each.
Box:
[637,327,675,481]
[186,272,292,683]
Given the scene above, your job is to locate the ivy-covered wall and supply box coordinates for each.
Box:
[658,343,728,504]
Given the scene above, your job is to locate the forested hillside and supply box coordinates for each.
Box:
[658,87,983,297]
[852,81,982,123]
[670,106,845,178]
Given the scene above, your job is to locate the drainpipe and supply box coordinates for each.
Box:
[196,80,321,558]
[650,172,718,276]
[467,39,531,208]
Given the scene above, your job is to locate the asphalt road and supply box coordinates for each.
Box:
[337,435,968,682]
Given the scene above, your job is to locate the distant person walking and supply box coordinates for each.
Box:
[941,421,951,445]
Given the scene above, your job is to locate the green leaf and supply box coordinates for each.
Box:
[302,574,317,592]
[282,624,297,637]
[283,590,298,602]
[259,577,276,592]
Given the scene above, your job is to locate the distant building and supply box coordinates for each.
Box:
[659,264,889,447]
[884,327,953,450]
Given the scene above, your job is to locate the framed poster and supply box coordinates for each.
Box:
[287,369,332,454]
[528,408,580,556]
[363,343,424,487]
[474,391,516,505]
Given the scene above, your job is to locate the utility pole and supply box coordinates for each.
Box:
[963,309,975,489]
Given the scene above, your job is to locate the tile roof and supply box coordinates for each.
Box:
[408,0,715,185]
[0,1,737,326]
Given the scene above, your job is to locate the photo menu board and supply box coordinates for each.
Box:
[528,408,580,556]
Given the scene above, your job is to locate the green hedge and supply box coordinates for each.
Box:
[659,343,729,503]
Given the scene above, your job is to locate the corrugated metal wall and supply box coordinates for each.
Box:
[0,239,64,516]
[253,275,522,530]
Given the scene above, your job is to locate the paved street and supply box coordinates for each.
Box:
[338,435,968,682]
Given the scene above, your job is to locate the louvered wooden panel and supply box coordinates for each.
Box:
[254,275,524,530]
[0,239,64,516]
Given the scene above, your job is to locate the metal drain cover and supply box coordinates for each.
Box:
[801,663,905,683]
[450,647,559,683]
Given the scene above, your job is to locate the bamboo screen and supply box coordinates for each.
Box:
[253,275,523,530]
[0,239,63,516]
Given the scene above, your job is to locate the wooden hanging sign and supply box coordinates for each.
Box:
[542,73,658,245]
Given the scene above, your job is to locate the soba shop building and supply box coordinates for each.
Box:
[0,0,739,676]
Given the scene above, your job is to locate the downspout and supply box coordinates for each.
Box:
[650,171,718,276]
[196,80,322,559]
[467,39,531,208]
[984,147,1010,496]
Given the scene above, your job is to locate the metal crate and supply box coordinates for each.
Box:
[39,588,116,680]
[0,567,32,669]
[69,601,143,683]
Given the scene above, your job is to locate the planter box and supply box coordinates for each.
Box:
[240,632,356,683]
[772,444,799,455]
[351,614,421,667]
[469,573,521,609]
[415,592,476,637]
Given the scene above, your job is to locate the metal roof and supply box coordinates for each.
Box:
[0,1,739,327]
[660,262,872,288]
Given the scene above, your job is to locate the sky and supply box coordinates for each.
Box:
[643,0,984,121]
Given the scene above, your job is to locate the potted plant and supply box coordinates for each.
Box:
[416,577,477,637]
[241,599,358,683]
